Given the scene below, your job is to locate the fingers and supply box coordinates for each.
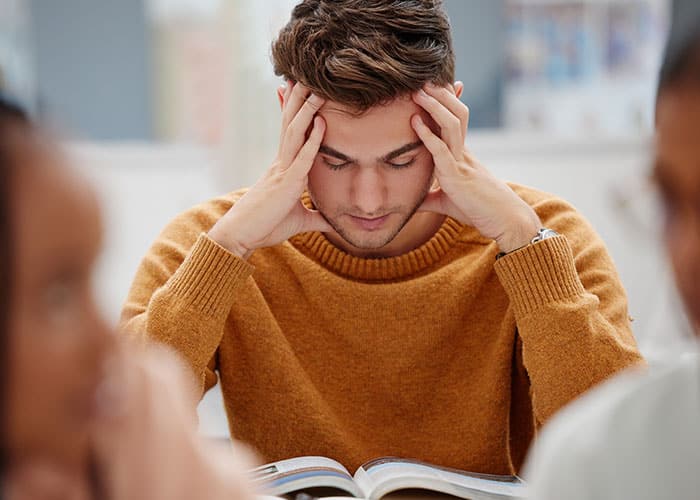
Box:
[278,82,293,142]
[423,83,470,140]
[5,461,78,499]
[412,87,464,158]
[288,115,325,175]
[280,82,309,131]
[280,91,325,167]
[411,115,457,176]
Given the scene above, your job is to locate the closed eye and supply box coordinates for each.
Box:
[322,157,351,170]
[388,158,416,169]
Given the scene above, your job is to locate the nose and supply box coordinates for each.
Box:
[351,166,386,216]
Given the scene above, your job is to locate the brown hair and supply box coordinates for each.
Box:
[271,0,455,112]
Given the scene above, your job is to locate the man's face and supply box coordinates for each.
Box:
[655,85,700,334]
[307,96,437,253]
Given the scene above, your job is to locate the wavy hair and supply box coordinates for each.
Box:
[272,0,454,112]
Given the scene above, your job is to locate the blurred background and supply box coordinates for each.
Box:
[1,0,691,436]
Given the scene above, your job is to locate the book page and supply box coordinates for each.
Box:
[252,456,364,498]
[353,458,527,500]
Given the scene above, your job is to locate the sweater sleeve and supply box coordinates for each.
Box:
[494,193,645,425]
[120,195,254,396]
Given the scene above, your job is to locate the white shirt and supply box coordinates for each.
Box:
[524,350,700,500]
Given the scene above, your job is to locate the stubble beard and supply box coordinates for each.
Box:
[309,180,432,251]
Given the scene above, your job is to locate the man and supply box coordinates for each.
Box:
[525,2,700,497]
[122,0,643,474]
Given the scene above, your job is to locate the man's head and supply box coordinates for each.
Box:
[654,20,700,333]
[272,0,458,254]
[272,0,454,111]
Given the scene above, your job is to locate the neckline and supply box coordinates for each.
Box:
[289,214,468,282]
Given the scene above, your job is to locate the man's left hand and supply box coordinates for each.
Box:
[411,83,542,254]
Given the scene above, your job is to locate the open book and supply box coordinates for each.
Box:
[251,456,527,500]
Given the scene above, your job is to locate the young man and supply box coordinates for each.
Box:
[525,4,700,498]
[122,0,643,474]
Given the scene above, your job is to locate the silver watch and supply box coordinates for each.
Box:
[496,228,559,260]
[530,228,559,244]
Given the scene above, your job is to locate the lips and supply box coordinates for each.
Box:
[349,214,390,231]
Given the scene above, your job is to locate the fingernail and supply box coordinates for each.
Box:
[417,89,428,98]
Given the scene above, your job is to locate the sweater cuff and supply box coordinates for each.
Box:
[494,235,586,319]
[166,233,254,316]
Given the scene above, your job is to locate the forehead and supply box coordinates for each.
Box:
[318,96,432,152]
[655,87,700,187]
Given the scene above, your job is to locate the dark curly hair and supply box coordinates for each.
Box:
[271,0,455,112]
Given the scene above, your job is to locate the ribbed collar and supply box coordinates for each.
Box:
[289,214,467,282]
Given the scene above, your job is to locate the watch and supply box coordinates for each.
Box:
[496,227,559,260]
[530,227,559,244]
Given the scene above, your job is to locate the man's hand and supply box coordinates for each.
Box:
[411,83,542,254]
[208,83,331,258]
[4,460,88,500]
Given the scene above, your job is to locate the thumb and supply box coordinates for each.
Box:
[417,189,448,215]
[300,207,333,233]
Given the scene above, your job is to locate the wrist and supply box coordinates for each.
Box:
[207,224,253,260]
[496,214,542,254]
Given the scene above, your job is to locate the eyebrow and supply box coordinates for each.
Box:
[318,141,423,163]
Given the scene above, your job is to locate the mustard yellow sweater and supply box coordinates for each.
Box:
[121,183,643,474]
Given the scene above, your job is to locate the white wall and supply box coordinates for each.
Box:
[68,133,695,437]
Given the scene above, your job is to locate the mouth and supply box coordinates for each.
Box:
[348,214,391,231]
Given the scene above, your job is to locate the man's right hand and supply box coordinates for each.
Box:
[208,83,331,259]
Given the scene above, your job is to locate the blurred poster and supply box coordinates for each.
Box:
[504,0,669,135]
[148,0,297,185]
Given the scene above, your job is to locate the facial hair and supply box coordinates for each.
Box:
[309,178,432,250]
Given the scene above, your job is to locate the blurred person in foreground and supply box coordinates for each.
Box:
[122,0,643,474]
[0,98,256,499]
[524,4,700,499]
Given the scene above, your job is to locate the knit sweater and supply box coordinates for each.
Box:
[121,183,644,475]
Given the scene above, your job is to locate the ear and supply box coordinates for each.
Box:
[454,81,464,99]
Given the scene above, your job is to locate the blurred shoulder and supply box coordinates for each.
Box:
[525,352,700,499]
